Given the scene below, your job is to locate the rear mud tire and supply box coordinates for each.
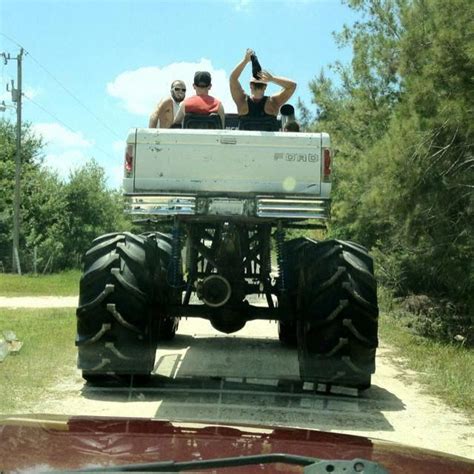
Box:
[295,238,379,389]
[143,232,181,341]
[277,238,309,348]
[157,317,179,341]
[76,232,159,381]
[278,321,297,346]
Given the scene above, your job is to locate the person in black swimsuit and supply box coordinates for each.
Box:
[229,48,297,118]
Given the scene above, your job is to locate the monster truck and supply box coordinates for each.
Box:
[75,113,379,390]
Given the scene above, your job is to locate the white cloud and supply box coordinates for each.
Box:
[106,58,237,115]
[42,149,92,178]
[29,123,98,181]
[109,163,125,189]
[0,91,9,102]
[23,86,41,100]
[233,0,252,12]
[32,122,94,148]
[112,140,125,153]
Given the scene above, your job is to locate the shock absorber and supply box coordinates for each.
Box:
[275,221,286,292]
[262,226,272,278]
[170,219,182,288]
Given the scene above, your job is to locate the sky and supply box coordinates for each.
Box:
[0,0,358,188]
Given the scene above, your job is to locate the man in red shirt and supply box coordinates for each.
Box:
[173,71,225,128]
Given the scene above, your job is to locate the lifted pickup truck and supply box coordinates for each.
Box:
[75,115,379,390]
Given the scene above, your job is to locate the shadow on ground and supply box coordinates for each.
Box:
[79,333,405,433]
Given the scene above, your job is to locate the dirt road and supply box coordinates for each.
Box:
[1,297,473,459]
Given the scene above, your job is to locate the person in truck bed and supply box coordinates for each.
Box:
[149,80,186,128]
[173,71,225,128]
[284,121,300,132]
[229,48,297,119]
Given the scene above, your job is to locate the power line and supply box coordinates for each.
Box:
[0,32,23,50]
[0,32,121,140]
[25,53,122,140]
[24,94,118,161]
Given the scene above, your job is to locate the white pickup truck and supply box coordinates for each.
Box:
[75,117,379,391]
[123,127,332,219]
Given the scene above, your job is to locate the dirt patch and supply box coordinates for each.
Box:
[0,296,77,308]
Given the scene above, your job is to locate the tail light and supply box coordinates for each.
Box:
[323,148,331,182]
[124,144,134,176]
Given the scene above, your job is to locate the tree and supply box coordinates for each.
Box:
[0,119,45,271]
[61,160,132,267]
[0,119,132,273]
[307,0,473,321]
[21,168,69,273]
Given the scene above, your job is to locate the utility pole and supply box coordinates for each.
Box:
[2,48,24,274]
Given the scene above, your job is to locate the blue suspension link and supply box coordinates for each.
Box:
[275,222,286,292]
[170,219,182,288]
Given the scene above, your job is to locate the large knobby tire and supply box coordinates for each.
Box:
[144,231,181,342]
[295,238,379,389]
[277,238,309,347]
[76,232,160,380]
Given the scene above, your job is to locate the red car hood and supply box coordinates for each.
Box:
[0,414,472,473]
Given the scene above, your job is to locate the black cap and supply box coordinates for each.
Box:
[194,71,211,87]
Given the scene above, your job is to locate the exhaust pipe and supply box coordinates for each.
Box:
[197,275,232,308]
[279,104,296,130]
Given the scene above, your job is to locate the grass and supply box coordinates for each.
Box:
[0,309,77,413]
[0,270,81,296]
[378,288,474,420]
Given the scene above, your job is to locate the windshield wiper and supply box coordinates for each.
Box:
[70,453,388,473]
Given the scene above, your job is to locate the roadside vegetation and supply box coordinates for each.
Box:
[0,309,76,413]
[0,119,132,274]
[300,0,473,344]
[379,288,473,420]
[0,270,81,296]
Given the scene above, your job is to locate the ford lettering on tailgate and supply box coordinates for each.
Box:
[274,152,319,163]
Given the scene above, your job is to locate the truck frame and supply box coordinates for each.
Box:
[75,115,379,390]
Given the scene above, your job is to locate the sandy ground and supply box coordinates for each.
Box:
[0,296,472,460]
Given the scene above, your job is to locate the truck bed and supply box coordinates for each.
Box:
[124,128,331,198]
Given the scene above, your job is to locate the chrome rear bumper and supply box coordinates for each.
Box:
[126,194,329,220]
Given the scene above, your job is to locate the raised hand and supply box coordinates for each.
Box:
[258,70,274,83]
[244,48,254,63]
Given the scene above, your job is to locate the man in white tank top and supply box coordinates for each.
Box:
[149,80,186,128]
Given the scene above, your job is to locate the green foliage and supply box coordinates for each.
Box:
[296,97,314,132]
[307,0,474,334]
[0,270,81,296]
[379,311,474,418]
[0,119,45,271]
[21,168,69,272]
[61,161,132,268]
[0,309,76,413]
[0,119,132,272]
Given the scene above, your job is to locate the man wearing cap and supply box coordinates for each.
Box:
[229,49,296,118]
[173,71,225,127]
[149,80,187,128]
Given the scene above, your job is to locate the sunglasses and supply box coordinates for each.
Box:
[173,87,186,92]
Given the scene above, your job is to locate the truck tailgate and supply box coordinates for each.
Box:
[127,129,330,196]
